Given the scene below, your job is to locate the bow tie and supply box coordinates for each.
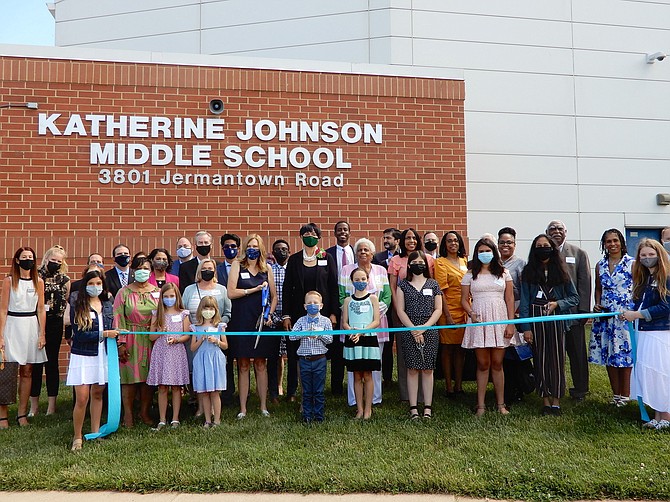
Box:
[307,317,319,325]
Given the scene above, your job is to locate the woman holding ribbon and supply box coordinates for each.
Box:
[621,238,670,429]
[590,229,634,407]
[227,234,277,419]
[519,234,579,416]
[461,237,516,416]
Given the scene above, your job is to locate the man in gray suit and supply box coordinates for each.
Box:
[546,220,592,401]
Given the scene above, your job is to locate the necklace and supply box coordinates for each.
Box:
[303,249,317,262]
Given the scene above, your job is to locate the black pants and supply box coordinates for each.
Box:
[220,348,236,406]
[327,337,345,395]
[566,323,589,397]
[286,338,300,398]
[266,332,283,399]
[30,316,63,398]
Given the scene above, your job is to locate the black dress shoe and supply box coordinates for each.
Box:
[541,406,552,416]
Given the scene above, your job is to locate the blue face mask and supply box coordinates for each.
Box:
[353,281,368,292]
[305,304,320,316]
[163,297,177,308]
[478,252,494,264]
[246,248,260,260]
[86,285,103,298]
[223,247,238,260]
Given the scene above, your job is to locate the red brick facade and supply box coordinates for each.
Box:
[0,55,466,379]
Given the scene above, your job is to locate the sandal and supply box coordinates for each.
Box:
[16,414,29,427]
[170,421,180,429]
[71,438,83,452]
[409,406,420,420]
[423,405,433,419]
[0,417,8,430]
[475,406,486,417]
[497,403,510,415]
[152,421,166,431]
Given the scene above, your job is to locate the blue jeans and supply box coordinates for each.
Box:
[299,356,326,422]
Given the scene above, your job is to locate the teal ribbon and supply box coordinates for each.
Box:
[627,320,651,423]
[85,337,121,441]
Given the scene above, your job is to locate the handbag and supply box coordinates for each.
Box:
[0,348,19,405]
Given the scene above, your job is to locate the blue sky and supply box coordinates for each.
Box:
[0,0,55,46]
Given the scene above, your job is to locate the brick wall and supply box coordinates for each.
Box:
[0,55,466,380]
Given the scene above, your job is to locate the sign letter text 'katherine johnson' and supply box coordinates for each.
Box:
[37,114,383,188]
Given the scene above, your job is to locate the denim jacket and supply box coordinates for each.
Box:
[70,299,114,356]
[634,276,670,332]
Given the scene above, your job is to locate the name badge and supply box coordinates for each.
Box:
[151,292,160,299]
[209,289,221,295]
[44,304,50,312]
[359,305,370,313]
[566,256,576,264]
[317,260,327,266]
[206,327,218,333]
[422,289,432,296]
[494,277,505,287]
[312,326,324,331]
[536,290,544,299]
[240,272,250,279]
[171,314,183,323]
[90,312,97,319]
[27,288,36,294]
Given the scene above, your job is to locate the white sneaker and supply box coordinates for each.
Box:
[261,409,270,417]
[643,419,659,429]
[236,412,246,420]
[656,420,670,430]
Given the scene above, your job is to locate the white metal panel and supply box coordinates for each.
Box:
[465,70,575,115]
[573,0,670,30]
[56,5,201,46]
[55,32,201,54]
[579,185,670,213]
[573,22,670,54]
[625,213,670,228]
[413,39,574,74]
[466,154,578,184]
[578,158,670,186]
[412,0,572,21]
[213,40,371,63]
[54,0,199,21]
[413,11,572,48]
[575,77,670,120]
[200,0,370,29]
[467,182,579,212]
[201,12,370,54]
[576,117,670,160]
[578,212,627,244]
[574,50,670,81]
[370,37,414,65]
[467,112,576,156]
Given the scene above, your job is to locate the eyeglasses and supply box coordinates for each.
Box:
[223,244,238,249]
[498,240,515,246]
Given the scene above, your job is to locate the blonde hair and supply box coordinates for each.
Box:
[305,290,322,303]
[195,296,221,325]
[632,238,670,301]
[195,258,218,283]
[239,234,269,273]
[155,283,185,331]
[41,245,68,274]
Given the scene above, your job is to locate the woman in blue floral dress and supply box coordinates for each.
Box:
[589,229,634,407]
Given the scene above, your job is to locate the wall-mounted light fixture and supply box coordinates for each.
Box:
[647,52,667,64]
[657,193,670,206]
[0,102,39,109]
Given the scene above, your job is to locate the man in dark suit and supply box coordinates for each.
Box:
[325,221,355,396]
[547,219,592,401]
[216,233,241,287]
[372,227,401,387]
[106,244,132,298]
[179,230,216,294]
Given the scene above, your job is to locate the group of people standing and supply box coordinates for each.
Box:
[2,220,670,449]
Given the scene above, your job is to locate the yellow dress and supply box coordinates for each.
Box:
[434,256,468,344]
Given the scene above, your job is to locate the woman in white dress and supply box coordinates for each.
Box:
[66,269,119,451]
[0,247,46,427]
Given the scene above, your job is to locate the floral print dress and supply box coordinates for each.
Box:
[589,254,634,367]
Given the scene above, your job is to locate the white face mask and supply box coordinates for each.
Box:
[201,309,216,320]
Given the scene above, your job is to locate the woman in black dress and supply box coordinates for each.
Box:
[227,234,277,419]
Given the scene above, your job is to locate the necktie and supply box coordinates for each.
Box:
[120,271,127,287]
[342,248,348,266]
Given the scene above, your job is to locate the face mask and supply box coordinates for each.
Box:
[163,297,177,308]
[302,236,319,248]
[153,260,168,271]
[424,241,438,252]
[115,255,130,267]
[273,250,289,263]
[46,261,60,274]
[86,285,103,298]
[353,281,368,291]
[223,247,238,260]
[409,263,426,276]
[478,252,494,264]
[201,309,216,320]
[246,248,260,260]
[663,241,670,253]
[305,303,320,316]
[196,245,211,257]
[640,257,659,269]
[176,247,191,259]
[201,270,215,282]
[19,259,34,271]
[534,247,553,261]
[134,269,150,283]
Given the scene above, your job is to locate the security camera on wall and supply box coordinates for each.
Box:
[646,52,667,64]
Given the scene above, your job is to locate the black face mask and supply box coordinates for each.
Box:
[201,270,215,282]
[19,259,35,271]
[424,241,438,252]
[534,247,553,261]
[114,255,130,267]
[409,263,427,276]
[273,250,289,264]
[46,261,60,274]
[196,245,211,257]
